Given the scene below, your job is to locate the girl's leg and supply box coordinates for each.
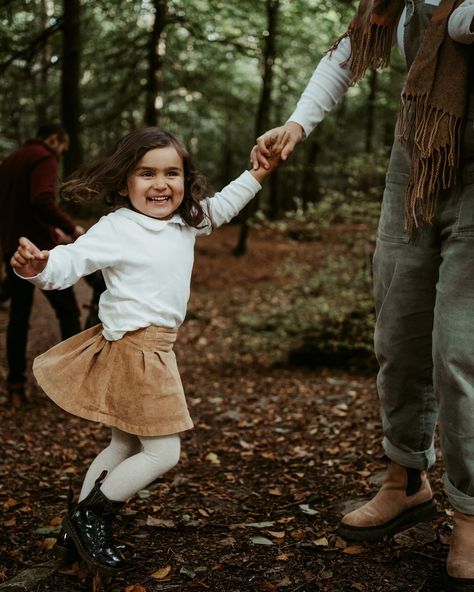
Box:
[79,427,141,501]
[100,433,181,501]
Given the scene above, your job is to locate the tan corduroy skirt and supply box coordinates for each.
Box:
[33,324,193,436]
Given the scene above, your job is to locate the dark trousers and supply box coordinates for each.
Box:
[4,255,81,385]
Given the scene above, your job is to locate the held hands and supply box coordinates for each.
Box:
[249,128,295,184]
[251,121,304,171]
[11,237,49,278]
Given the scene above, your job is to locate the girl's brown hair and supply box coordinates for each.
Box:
[61,127,209,228]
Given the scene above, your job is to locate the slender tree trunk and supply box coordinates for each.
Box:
[144,0,168,126]
[234,0,279,256]
[34,0,51,124]
[61,0,82,176]
[365,68,377,154]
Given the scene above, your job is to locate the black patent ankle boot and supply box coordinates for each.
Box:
[52,527,78,564]
[63,472,128,575]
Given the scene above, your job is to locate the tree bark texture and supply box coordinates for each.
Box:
[144,0,168,126]
[61,0,82,176]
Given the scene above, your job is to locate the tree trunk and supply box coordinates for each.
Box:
[144,0,168,127]
[365,68,377,154]
[34,0,51,125]
[61,0,82,176]
[234,0,279,256]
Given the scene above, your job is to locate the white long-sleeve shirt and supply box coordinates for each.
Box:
[24,170,261,340]
[289,0,474,137]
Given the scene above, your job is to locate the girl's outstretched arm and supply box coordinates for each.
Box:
[11,237,49,278]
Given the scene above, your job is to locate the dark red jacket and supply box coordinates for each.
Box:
[0,140,76,254]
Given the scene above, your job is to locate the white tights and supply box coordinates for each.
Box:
[79,427,181,502]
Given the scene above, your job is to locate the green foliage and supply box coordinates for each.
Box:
[0,0,402,212]
[232,234,376,369]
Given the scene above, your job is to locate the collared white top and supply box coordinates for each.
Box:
[288,1,474,137]
[25,170,261,340]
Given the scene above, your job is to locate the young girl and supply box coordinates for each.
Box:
[11,127,284,575]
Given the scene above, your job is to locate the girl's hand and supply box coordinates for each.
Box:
[10,237,49,277]
[249,130,290,183]
[250,121,304,170]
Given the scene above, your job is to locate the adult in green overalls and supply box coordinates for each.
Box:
[251,1,473,588]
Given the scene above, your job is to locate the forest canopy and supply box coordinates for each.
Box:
[0,0,405,217]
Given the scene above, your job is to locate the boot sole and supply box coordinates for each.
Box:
[337,499,437,542]
[62,515,129,576]
[52,541,78,565]
[444,573,474,592]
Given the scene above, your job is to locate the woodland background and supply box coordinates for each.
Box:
[0,0,409,360]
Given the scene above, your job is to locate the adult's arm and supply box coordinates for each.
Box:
[30,156,81,237]
[448,0,474,43]
[251,38,352,169]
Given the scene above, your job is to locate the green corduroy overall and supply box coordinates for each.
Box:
[373,0,474,512]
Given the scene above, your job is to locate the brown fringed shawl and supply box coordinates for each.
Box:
[332,0,471,229]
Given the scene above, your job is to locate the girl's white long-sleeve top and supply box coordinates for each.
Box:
[288,0,474,137]
[23,170,261,340]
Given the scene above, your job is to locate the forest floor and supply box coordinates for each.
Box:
[0,224,452,592]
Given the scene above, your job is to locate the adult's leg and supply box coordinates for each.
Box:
[4,256,35,389]
[339,141,440,540]
[433,168,474,587]
[43,286,81,339]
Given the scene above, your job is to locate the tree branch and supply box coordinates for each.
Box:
[0,18,64,74]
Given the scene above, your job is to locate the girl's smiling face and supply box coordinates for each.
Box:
[127,146,185,220]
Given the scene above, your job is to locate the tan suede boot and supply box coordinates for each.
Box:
[445,511,474,592]
[337,462,437,542]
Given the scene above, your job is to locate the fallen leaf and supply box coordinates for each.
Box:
[251,536,274,545]
[313,537,329,546]
[205,452,220,465]
[150,565,172,579]
[146,516,175,528]
[268,531,285,539]
[268,487,282,496]
[43,538,57,550]
[247,521,275,528]
[299,504,318,516]
[343,545,365,555]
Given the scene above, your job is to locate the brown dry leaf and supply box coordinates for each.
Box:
[343,545,365,555]
[351,583,366,591]
[150,565,172,580]
[146,516,175,528]
[4,518,16,527]
[276,517,295,524]
[43,538,57,550]
[124,585,148,592]
[4,499,19,509]
[275,553,290,561]
[268,487,282,496]
[198,508,210,517]
[290,529,306,541]
[259,583,278,591]
[268,531,285,539]
[50,516,62,526]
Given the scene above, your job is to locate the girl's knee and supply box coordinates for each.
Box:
[141,433,181,471]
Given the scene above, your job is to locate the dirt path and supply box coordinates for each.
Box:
[0,226,450,591]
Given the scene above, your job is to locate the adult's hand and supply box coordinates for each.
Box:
[72,225,85,240]
[251,121,305,170]
[11,237,49,277]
